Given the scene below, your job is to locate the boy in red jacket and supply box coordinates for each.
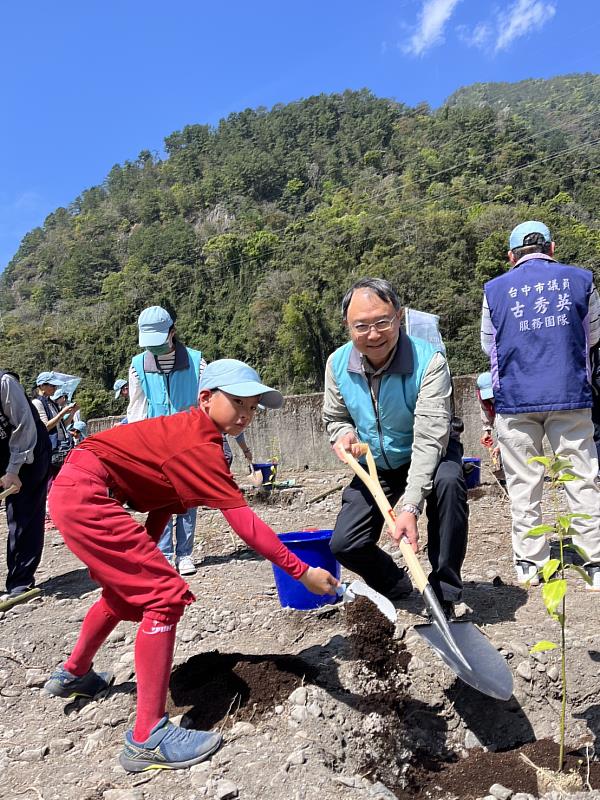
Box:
[44,359,338,772]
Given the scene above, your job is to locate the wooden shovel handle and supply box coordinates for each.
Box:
[0,485,19,502]
[342,445,428,593]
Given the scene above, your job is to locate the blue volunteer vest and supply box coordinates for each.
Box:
[131,343,202,418]
[485,257,593,414]
[332,335,438,469]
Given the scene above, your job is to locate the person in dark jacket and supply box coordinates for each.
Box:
[0,370,51,605]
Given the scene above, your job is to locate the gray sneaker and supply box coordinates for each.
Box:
[45,665,112,699]
[119,715,222,772]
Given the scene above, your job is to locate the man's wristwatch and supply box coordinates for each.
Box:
[400,503,421,520]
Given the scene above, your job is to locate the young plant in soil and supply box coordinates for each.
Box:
[525,454,592,775]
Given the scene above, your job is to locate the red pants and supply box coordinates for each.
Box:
[48,449,194,623]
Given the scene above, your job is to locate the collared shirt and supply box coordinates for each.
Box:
[323,330,451,508]
[1,374,38,474]
[361,344,398,410]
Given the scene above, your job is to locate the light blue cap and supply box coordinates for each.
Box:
[509,221,551,251]
[200,359,283,409]
[113,378,128,398]
[137,305,173,347]
[476,372,494,400]
[69,419,87,434]
[36,371,62,387]
[51,384,68,400]
[69,420,87,435]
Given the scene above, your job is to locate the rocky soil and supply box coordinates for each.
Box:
[1,466,600,800]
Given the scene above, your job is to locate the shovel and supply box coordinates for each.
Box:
[0,485,19,504]
[342,445,513,701]
[336,579,396,623]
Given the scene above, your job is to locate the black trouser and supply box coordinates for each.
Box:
[593,420,600,465]
[5,444,51,594]
[330,438,468,603]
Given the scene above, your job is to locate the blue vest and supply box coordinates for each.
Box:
[331,333,438,469]
[131,342,202,418]
[485,257,593,414]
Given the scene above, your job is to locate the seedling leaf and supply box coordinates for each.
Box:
[558,472,578,482]
[531,640,557,653]
[524,524,554,538]
[565,542,591,562]
[542,559,560,582]
[569,564,593,585]
[542,579,567,616]
[528,456,551,467]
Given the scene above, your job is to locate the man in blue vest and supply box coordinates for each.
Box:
[323,278,468,619]
[127,306,205,576]
[481,220,600,588]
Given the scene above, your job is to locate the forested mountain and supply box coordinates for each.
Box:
[1,75,599,416]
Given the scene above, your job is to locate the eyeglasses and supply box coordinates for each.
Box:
[350,316,397,336]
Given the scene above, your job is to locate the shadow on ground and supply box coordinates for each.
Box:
[38,568,98,599]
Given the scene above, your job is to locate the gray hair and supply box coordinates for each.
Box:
[341,278,401,319]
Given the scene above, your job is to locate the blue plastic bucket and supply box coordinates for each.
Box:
[272,529,341,611]
[462,457,481,489]
[252,462,278,490]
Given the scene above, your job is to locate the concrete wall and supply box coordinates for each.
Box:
[88,374,486,473]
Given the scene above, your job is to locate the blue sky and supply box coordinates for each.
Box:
[1,0,598,270]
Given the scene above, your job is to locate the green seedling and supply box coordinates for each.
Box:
[525,455,592,772]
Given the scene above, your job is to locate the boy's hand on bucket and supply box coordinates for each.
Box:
[299,567,339,595]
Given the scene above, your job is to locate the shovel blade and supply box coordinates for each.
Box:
[414,620,513,700]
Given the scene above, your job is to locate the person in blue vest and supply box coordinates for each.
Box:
[127,306,205,577]
[323,278,468,620]
[481,220,600,588]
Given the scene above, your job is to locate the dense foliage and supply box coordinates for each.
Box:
[1,74,599,416]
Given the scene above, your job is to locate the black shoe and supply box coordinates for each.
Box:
[426,600,455,623]
[386,571,413,606]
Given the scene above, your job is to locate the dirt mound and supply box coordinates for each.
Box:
[346,594,411,676]
[414,739,600,798]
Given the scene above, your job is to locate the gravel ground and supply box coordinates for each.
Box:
[1,467,600,800]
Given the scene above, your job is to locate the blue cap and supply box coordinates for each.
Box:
[509,221,551,251]
[51,384,68,401]
[113,378,128,398]
[200,359,283,409]
[69,420,87,435]
[36,371,63,387]
[137,306,173,347]
[477,372,494,400]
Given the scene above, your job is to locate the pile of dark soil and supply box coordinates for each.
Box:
[346,595,411,677]
[412,739,600,799]
[167,650,317,729]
